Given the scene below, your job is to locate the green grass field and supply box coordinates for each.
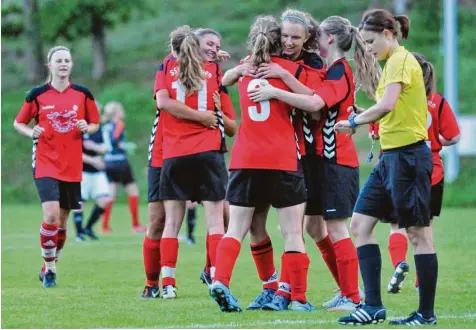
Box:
[2,204,476,328]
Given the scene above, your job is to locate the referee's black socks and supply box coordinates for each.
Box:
[86,205,105,230]
[415,253,438,318]
[357,244,383,307]
[73,210,83,236]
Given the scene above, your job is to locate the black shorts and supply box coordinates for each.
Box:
[318,160,359,220]
[34,177,81,210]
[302,154,322,216]
[105,159,135,185]
[226,166,307,209]
[380,178,444,223]
[355,141,433,228]
[160,151,228,202]
[148,166,162,203]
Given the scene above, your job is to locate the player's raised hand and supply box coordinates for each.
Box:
[75,119,89,133]
[199,110,218,129]
[216,50,231,62]
[255,62,287,79]
[31,125,45,139]
[213,91,221,111]
[239,62,257,77]
[248,80,277,102]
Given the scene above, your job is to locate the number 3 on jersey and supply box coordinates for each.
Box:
[172,80,208,112]
[247,79,270,121]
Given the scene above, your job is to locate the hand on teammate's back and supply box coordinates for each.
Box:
[255,62,287,79]
[199,110,218,129]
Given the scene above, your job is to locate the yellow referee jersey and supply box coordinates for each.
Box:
[376,46,428,150]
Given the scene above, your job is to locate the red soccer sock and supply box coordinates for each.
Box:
[204,233,211,274]
[316,236,340,287]
[213,237,241,288]
[128,195,140,227]
[56,228,67,260]
[160,238,179,288]
[40,221,59,272]
[208,233,223,280]
[143,236,161,287]
[388,233,408,268]
[276,253,291,299]
[250,236,278,290]
[334,238,360,303]
[102,201,113,229]
[283,252,310,303]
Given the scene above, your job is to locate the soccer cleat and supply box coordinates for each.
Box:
[323,289,342,309]
[83,228,99,240]
[200,269,212,289]
[210,281,242,312]
[38,267,45,282]
[141,285,160,298]
[288,300,316,312]
[262,294,290,311]
[388,261,410,293]
[161,285,177,299]
[338,304,386,325]
[76,233,86,242]
[42,270,57,288]
[132,225,147,233]
[247,288,276,310]
[389,311,437,326]
[186,235,196,245]
[329,296,359,311]
[323,287,364,309]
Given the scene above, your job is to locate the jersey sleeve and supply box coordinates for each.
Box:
[383,52,412,87]
[85,96,100,124]
[369,122,380,136]
[15,91,39,124]
[113,120,125,140]
[438,98,460,140]
[219,86,236,120]
[153,64,166,98]
[313,62,349,108]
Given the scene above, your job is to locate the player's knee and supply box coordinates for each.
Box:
[43,205,60,224]
[406,226,432,249]
[147,220,164,240]
[350,214,368,238]
[327,219,350,242]
[97,196,112,209]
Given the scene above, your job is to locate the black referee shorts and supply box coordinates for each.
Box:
[105,159,135,185]
[355,141,433,228]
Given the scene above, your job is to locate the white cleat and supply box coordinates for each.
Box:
[161,285,177,299]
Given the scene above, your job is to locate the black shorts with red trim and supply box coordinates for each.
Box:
[34,177,81,210]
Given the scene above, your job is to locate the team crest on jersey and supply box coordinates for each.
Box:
[170,66,212,79]
[46,105,78,133]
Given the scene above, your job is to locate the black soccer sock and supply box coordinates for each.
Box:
[73,210,84,236]
[187,208,196,238]
[415,253,438,318]
[357,244,383,307]
[85,205,106,230]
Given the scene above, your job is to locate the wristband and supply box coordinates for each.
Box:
[349,112,358,129]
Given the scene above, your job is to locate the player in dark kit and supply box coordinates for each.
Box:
[101,101,146,233]
[13,45,100,288]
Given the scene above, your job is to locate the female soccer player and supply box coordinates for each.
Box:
[13,45,100,288]
[100,102,146,233]
[211,15,314,313]
[370,53,460,295]
[226,8,328,311]
[154,25,236,299]
[332,9,437,326]
[249,15,379,311]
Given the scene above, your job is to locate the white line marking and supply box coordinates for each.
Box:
[162,314,476,329]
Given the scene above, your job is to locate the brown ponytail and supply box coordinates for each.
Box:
[394,15,410,39]
[412,52,436,97]
[170,26,203,95]
[359,9,411,40]
[247,15,281,67]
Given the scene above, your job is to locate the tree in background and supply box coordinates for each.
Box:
[24,0,46,83]
[40,0,150,80]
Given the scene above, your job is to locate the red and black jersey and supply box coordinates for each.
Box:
[369,92,460,185]
[229,56,307,171]
[148,107,164,168]
[154,54,236,159]
[294,51,326,156]
[313,58,358,168]
[15,83,100,182]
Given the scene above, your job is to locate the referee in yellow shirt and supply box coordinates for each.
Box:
[334,9,436,326]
